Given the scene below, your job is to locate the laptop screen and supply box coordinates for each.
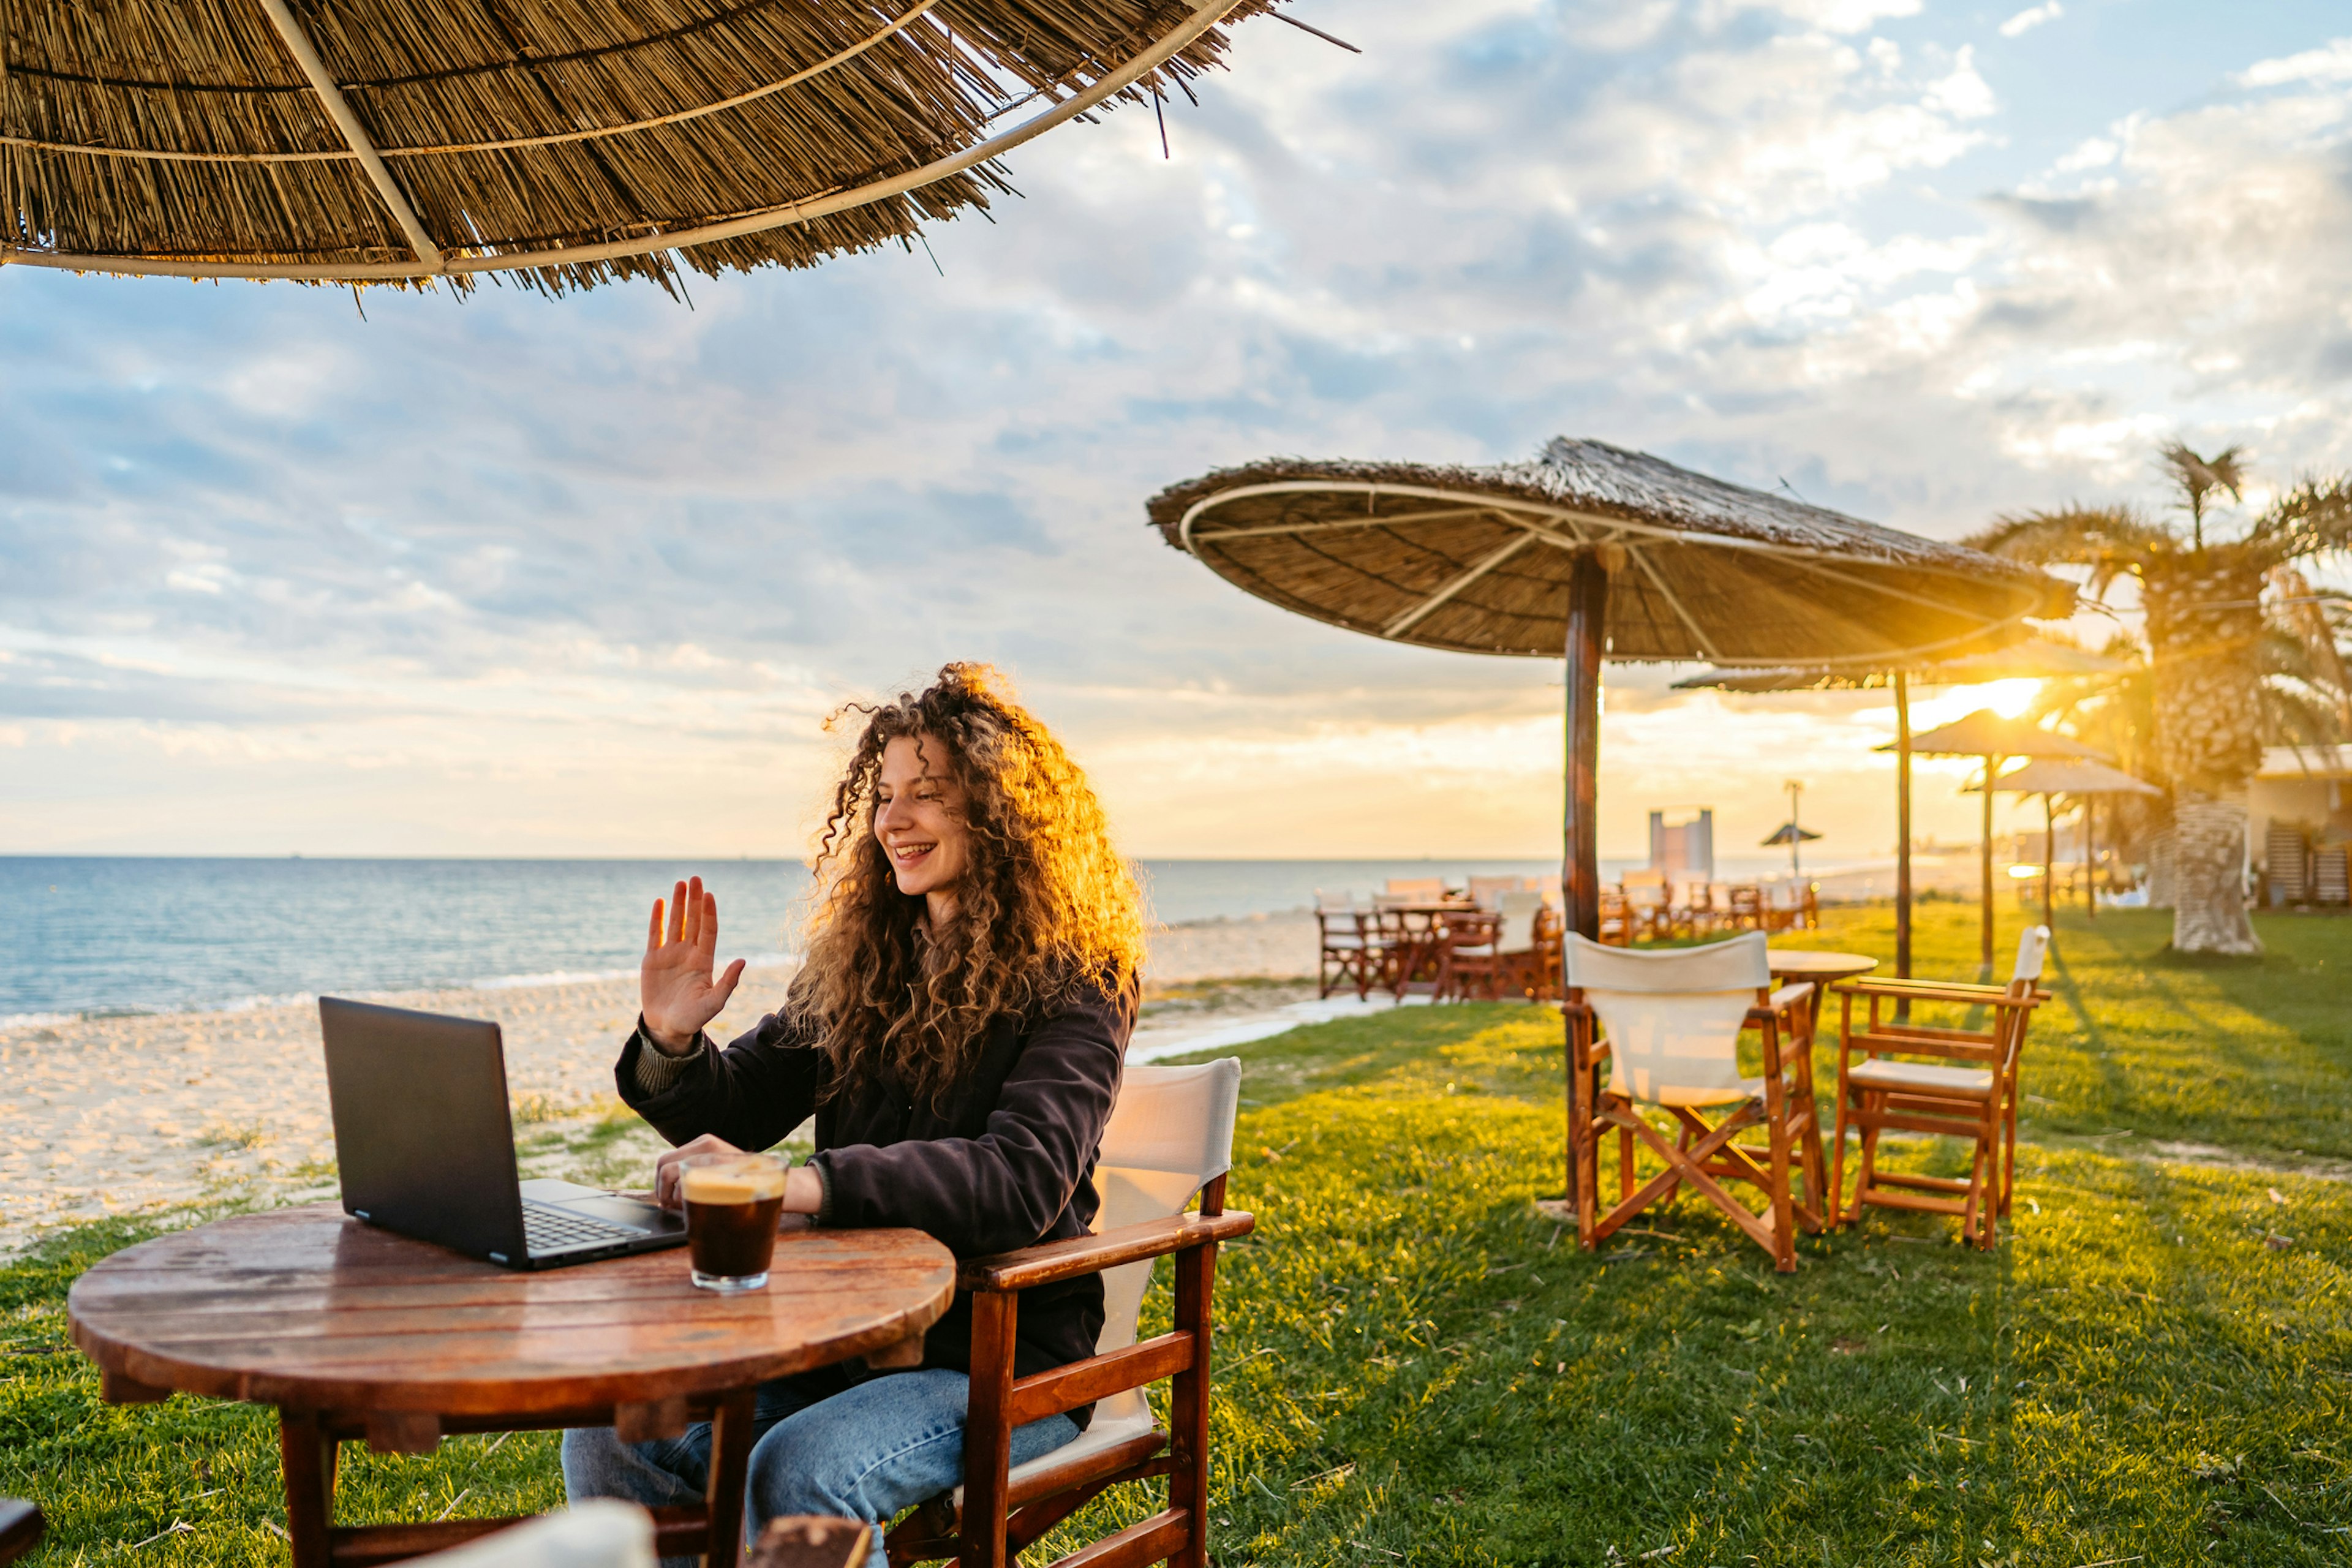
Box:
[319,997,529,1260]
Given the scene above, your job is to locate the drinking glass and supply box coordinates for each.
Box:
[679,1152,788,1292]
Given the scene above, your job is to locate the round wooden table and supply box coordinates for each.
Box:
[1765,949,1879,1039]
[68,1205,955,1568]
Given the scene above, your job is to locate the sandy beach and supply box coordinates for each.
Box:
[0,913,1320,1251]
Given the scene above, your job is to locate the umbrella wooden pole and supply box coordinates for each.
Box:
[2043,793,2056,930]
[1894,672,1913,989]
[2085,797,2097,922]
[1980,753,1997,981]
[1559,552,1608,1216]
[1563,556,1608,942]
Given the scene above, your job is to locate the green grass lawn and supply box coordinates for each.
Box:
[5,903,2349,1564]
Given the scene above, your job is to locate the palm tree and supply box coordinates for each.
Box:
[1966,448,2352,955]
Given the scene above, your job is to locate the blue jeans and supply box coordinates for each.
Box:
[561,1365,1080,1568]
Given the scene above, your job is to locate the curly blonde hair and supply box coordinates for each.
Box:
[790,663,1145,1106]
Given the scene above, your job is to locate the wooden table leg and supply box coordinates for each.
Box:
[703,1386,760,1568]
[281,1409,337,1568]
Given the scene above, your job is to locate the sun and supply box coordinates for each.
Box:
[1973,678,2042,719]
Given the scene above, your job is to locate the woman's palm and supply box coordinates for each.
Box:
[642,877,746,1049]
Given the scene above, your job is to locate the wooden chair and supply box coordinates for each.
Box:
[1830,926,2051,1249]
[1725,886,1765,932]
[1564,933,1827,1273]
[1673,882,1716,938]
[0,1502,42,1566]
[1373,903,1446,998]
[1313,892,1374,1000]
[1465,875,1526,908]
[1621,875,1672,941]
[886,1061,1253,1568]
[1528,905,1565,1001]
[1435,909,1505,1000]
[1596,890,1634,947]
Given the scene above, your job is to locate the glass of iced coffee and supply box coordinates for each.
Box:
[678,1152,788,1292]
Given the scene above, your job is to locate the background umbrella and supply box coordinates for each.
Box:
[1888,710,2104,976]
[1673,636,2122,984]
[1,0,1283,293]
[1967,758,2160,927]
[1762,777,1818,876]
[1149,437,2073,1210]
[1761,823,1822,876]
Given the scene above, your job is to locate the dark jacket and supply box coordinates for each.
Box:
[614,976,1134,1420]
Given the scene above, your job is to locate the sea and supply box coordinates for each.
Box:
[0,853,1810,1026]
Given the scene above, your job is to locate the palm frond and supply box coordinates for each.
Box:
[2161,442,2248,530]
[1962,506,2171,601]
[2252,476,2352,568]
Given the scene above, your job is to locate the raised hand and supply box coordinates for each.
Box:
[641,876,747,1055]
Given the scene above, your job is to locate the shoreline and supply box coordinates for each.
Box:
[0,913,1323,1253]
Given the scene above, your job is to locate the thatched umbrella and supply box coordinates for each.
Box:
[1887,710,2104,976]
[1673,636,2122,982]
[1967,758,2158,927]
[1148,437,2073,938]
[1149,439,2072,1210]
[1,0,1279,293]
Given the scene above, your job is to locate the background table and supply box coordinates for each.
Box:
[69,1205,954,1568]
[1765,949,1878,1037]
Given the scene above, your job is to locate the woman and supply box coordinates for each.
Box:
[563,663,1145,1559]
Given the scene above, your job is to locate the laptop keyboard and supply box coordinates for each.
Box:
[523,1202,644,1253]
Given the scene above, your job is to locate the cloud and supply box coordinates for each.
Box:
[1999,4,2064,40]
[4,1,2351,857]
[2236,37,2352,88]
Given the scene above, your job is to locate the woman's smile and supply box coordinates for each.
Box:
[873,735,970,913]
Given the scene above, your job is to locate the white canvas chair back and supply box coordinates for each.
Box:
[1087,1059,1242,1432]
[1566,932,1770,1108]
[1466,875,1524,908]
[1494,891,1545,954]
[2010,925,2050,985]
[410,1502,653,1568]
[1314,888,1355,914]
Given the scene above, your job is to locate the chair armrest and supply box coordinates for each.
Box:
[1834,978,2046,1008]
[961,1210,1257,1294]
[1743,982,1814,1027]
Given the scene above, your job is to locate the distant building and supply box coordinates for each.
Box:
[1649,808,1714,887]
[2250,746,2351,905]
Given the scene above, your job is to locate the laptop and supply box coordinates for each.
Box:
[319,996,685,1268]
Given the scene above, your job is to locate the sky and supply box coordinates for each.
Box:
[6,0,2352,867]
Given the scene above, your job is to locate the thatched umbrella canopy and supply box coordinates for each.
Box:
[1150,438,2067,667]
[1967,758,2159,928]
[1149,437,2074,1210]
[1,0,1276,293]
[1674,636,2124,982]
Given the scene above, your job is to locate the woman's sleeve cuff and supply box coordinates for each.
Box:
[810,1156,837,1227]
[631,1020,708,1096]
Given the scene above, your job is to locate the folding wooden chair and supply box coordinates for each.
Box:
[1830,926,2051,1249]
[1313,891,1374,1000]
[1621,875,1672,941]
[1597,890,1634,946]
[886,1061,1251,1568]
[1465,875,1526,908]
[1564,933,1827,1273]
[1434,908,1503,1000]
[1725,886,1765,932]
[1672,882,1717,938]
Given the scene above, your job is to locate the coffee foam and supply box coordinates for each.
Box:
[682,1160,786,1204]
